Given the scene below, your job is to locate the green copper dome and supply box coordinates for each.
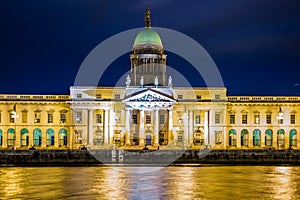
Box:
[133,28,163,47]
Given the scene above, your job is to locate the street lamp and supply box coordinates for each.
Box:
[11,107,19,150]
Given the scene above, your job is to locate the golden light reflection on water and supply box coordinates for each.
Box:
[0,166,299,199]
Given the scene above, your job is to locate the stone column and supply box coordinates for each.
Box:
[2,130,7,148]
[236,130,241,148]
[109,109,114,144]
[183,112,188,145]
[168,109,173,144]
[248,130,253,148]
[204,111,209,144]
[104,109,109,144]
[297,133,300,150]
[139,109,145,146]
[125,109,131,145]
[54,128,59,148]
[261,131,265,148]
[284,130,289,149]
[189,111,193,146]
[15,127,20,148]
[42,128,47,148]
[273,132,277,149]
[88,109,93,145]
[154,109,159,146]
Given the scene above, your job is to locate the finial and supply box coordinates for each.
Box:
[144,5,151,28]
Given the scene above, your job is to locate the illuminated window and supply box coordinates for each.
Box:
[291,115,295,124]
[215,94,220,100]
[242,114,247,124]
[215,114,221,124]
[195,115,200,124]
[132,115,137,124]
[60,113,66,123]
[159,115,164,124]
[146,115,151,124]
[9,113,15,123]
[254,114,260,124]
[266,114,272,124]
[75,111,82,124]
[48,113,53,123]
[230,114,235,124]
[34,112,41,123]
[96,114,102,123]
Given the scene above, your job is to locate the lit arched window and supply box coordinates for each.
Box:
[20,128,29,146]
[46,128,55,146]
[7,128,15,146]
[33,128,42,146]
[241,129,248,146]
[253,129,261,146]
[289,129,297,147]
[277,129,285,147]
[59,129,67,146]
[265,129,273,146]
[228,129,236,146]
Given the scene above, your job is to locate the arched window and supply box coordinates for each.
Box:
[20,128,29,146]
[0,129,2,146]
[228,129,236,146]
[253,129,261,146]
[33,128,42,146]
[7,128,15,146]
[46,128,55,146]
[241,129,248,146]
[289,129,297,147]
[59,129,67,146]
[277,129,285,147]
[265,129,273,146]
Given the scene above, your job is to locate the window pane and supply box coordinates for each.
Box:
[215,114,220,124]
[242,114,247,124]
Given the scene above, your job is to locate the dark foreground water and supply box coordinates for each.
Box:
[0,166,300,200]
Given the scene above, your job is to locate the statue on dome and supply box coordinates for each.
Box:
[140,76,144,87]
[144,5,151,28]
[168,75,173,87]
[154,76,158,87]
[125,75,131,87]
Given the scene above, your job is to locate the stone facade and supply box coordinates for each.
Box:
[0,7,299,151]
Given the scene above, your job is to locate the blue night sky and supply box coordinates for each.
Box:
[0,0,299,96]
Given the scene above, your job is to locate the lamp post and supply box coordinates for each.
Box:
[277,107,284,148]
[11,104,19,150]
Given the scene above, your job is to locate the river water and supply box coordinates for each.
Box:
[0,166,299,199]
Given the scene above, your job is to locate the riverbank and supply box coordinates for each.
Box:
[0,149,300,166]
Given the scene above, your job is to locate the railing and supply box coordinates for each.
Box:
[0,95,70,100]
[227,96,300,102]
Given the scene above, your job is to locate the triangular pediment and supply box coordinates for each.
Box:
[122,88,176,103]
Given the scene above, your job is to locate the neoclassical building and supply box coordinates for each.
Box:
[0,6,299,150]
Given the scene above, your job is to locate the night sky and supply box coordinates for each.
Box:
[0,0,299,96]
